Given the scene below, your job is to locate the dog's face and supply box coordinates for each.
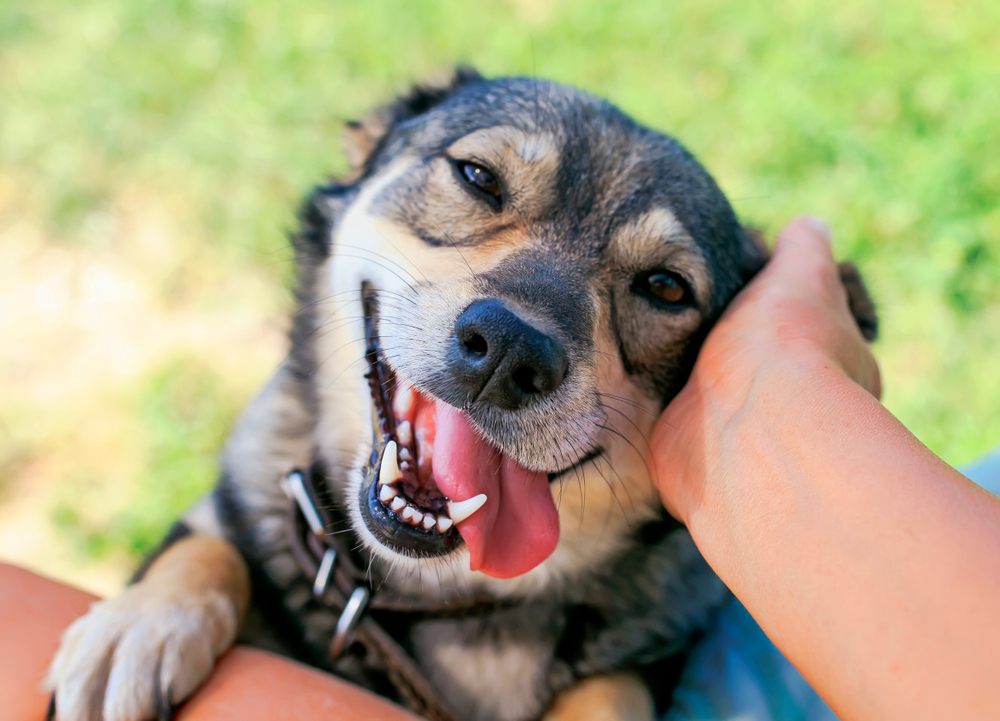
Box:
[306,72,763,593]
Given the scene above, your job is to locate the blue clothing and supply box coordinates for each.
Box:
[664,446,1000,721]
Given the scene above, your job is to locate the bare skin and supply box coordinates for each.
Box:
[649,217,1000,721]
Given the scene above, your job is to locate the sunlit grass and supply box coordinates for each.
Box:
[1,0,997,590]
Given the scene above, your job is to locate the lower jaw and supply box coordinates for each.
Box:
[359,462,463,558]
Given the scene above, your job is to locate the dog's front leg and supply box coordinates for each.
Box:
[46,534,249,721]
[542,672,655,721]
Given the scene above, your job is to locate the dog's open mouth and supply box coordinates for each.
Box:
[358,285,561,579]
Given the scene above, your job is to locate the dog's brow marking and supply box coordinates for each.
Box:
[610,207,713,307]
[516,135,552,164]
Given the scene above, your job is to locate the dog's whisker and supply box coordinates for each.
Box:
[598,402,653,452]
[368,228,433,286]
[596,392,658,418]
[336,243,424,288]
[596,422,649,475]
[330,252,422,295]
[429,219,480,282]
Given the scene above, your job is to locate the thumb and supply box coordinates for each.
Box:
[772,216,836,272]
[756,215,842,300]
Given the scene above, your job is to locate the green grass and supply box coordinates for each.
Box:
[2,0,998,566]
[51,358,243,560]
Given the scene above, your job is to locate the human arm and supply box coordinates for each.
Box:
[649,217,1000,721]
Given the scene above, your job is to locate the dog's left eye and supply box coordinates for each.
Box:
[632,270,694,309]
[454,160,502,206]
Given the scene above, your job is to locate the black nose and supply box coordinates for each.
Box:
[449,299,569,410]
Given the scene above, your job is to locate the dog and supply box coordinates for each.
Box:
[47,69,877,721]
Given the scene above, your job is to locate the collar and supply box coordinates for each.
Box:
[283,462,514,721]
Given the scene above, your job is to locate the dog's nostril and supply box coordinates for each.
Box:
[449,299,568,410]
[462,333,488,358]
[512,366,538,395]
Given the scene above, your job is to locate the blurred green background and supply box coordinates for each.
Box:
[1,0,998,594]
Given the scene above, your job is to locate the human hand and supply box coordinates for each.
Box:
[648,216,881,523]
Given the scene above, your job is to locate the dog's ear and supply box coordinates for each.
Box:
[342,66,484,177]
[741,226,878,342]
[739,226,770,282]
[837,261,878,341]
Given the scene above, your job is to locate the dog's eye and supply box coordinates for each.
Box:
[632,270,694,309]
[454,160,502,206]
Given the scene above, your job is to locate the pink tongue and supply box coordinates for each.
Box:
[432,400,559,578]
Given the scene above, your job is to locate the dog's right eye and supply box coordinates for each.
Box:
[631,270,695,310]
[453,160,503,208]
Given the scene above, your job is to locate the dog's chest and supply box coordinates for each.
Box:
[408,605,573,721]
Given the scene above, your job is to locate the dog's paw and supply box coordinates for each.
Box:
[543,672,654,721]
[47,583,239,721]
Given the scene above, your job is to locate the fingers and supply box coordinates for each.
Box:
[774,217,882,397]
[765,216,842,298]
[774,216,834,262]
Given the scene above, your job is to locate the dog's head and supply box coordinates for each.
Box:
[299,70,768,592]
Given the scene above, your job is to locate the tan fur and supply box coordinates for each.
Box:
[142,536,250,623]
[543,673,655,721]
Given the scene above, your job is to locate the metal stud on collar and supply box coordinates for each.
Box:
[330,586,370,659]
[312,547,337,598]
[282,470,325,536]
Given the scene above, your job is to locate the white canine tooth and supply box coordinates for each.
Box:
[379,484,397,503]
[446,494,488,525]
[390,496,406,512]
[410,509,424,525]
[398,447,412,462]
[436,517,453,533]
[401,505,417,522]
[379,441,400,485]
[396,421,412,447]
[422,515,436,530]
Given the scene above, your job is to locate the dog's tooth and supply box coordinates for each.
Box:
[379,484,397,503]
[446,494,488,525]
[416,427,434,479]
[422,514,436,530]
[395,384,416,418]
[402,506,423,525]
[390,496,406,512]
[396,421,412,447]
[399,447,412,462]
[436,517,453,533]
[379,440,400,485]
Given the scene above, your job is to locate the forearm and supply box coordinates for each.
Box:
[685,359,1000,721]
